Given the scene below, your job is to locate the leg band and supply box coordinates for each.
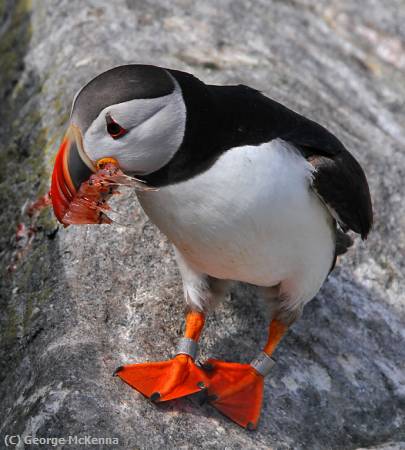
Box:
[250,352,275,377]
[175,337,198,360]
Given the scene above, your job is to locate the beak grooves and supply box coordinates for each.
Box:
[51,136,76,225]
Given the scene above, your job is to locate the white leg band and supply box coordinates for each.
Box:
[250,352,275,377]
[175,337,198,360]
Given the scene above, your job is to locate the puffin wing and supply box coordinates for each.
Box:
[217,86,373,239]
[281,120,373,240]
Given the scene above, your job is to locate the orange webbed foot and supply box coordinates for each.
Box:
[115,354,208,402]
[203,359,265,430]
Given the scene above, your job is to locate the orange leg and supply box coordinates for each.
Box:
[115,311,209,402]
[205,319,288,429]
[263,319,288,357]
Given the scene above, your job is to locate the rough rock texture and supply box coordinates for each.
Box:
[0,1,404,449]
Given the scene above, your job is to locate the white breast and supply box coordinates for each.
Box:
[137,139,335,305]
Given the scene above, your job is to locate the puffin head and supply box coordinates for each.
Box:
[51,64,186,224]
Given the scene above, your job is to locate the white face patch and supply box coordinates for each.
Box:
[80,77,186,175]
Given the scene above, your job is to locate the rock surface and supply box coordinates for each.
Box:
[0,1,404,449]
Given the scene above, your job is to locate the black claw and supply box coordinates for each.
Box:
[150,392,161,403]
[200,363,214,372]
[196,389,210,405]
[113,366,124,376]
[247,422,256,431]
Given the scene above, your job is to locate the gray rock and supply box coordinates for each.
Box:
[0,0,404,449]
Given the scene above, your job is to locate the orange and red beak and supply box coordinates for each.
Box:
[50,126,94,225]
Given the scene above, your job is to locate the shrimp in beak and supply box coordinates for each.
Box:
[50,125,154,227]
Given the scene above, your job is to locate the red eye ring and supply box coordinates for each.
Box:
[106,113,128,139]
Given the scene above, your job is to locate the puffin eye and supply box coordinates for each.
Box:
[106,113,128,139]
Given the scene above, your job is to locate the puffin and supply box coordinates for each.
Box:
[50,64,373,429]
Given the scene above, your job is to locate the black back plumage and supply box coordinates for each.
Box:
[143,68,373,240]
